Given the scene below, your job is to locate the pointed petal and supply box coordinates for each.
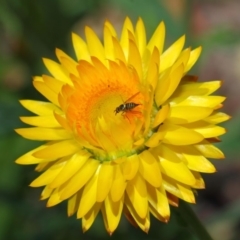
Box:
[67,192,81,216]
[205,112,230,124]
[33,139,81,159]
[186,121,226,138]
[163,175,195,203]
[82,203,101,232]
[110,165,127,202]
[125,195,150,233]
[126,174,148,219]
[85,26,105,64]
[147,183,170,219]
[158,149,196,186]
[120,154,139,180]
[77,167,99,218]
[43,58,71,84]
[96,163,114,202]
[20,115,61,128]
[168,106,213,124]
[135,18,146,57]
[120,17,134,59]
[72,33,91,62]
[60,159,99,200]
[50,152,91,188]
[160,35,185,73]
[30,159,66,187]
[15,127,72,141]
[128,39,143,80]
[19,100,59,116]
[184,46,202,72]
[139,150,162,187]
[147,21,165,55]
[194,140,225,159]
[159,123,204,145]
[152,104,170,128]
[33,80,60,106]
[102,195,123,234]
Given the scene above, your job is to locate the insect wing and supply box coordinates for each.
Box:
[124,92,140,103]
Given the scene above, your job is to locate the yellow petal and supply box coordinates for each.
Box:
[120,154,139,180]
[160,35,185,73]
[104,24,116,61]
[60,159,99,201]
[77,167,99,218]
[96,163,114,202]
[33,139,81,159]
[46,188,62,207]
[152,104,170,128]
[20,115,61,128]
[147,183,170,219]
[186,121,226,138]
[168,145,216,173]
[33,80,60,107]
[72,32,91,62]
[194,140,225,159]
[50,152,91,188]
[146,47,159,89]
[145,131,166,148]
[128,39,143,80]
[55,48,78,76]
[135,17,146,57]
[42,75,65,94]
[19,100,59,116]
[102,195,123,234]
[112,37,126,63]
[163,175,195,203]
[15,127,72,141]
[171,96,225,108]
[125,195,150,233]
[139,150,162,187]
[82,203,101,232]
[85,26,105,64]
[126,174,148,219]
[171,81,222,99]
[205,112,230,124]
[147,21,165,55]
[43,58,71,84]
[184,46,202,73]
[168,106,213,124]
[159,151,196,186]
[155,64,184,106]
[110,165,126,202]
[191,171,205,189]
[120,17,134,59]
[67,192,81,216]
[30,159,67,187]
[41,185,53,200]
[149,204,167,222]
[15,144,52,165]
[159,122,204,145]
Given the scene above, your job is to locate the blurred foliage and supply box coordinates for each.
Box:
[1,0,240,239]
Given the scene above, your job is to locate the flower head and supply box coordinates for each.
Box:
[15,17,229,234]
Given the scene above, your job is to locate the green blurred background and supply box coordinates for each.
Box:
[1,0,240,239]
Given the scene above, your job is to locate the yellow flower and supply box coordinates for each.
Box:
[15,17,229,234]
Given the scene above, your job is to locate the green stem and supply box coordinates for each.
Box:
[178,201,214,240]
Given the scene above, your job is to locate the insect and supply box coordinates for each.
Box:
[114,92,141,115]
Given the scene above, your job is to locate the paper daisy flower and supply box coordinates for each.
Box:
[15,17,229,234]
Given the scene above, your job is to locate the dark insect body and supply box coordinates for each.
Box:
[114,92,141,115]
[114,102,140,115]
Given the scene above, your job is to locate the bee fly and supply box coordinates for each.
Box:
[114,92,141,115]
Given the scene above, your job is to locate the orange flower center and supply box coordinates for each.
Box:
[61,58,145,153]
